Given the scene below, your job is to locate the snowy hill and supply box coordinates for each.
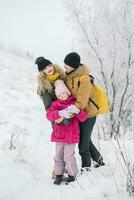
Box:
[0,49,133,200]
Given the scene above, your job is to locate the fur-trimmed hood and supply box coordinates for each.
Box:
[37,64,65,94]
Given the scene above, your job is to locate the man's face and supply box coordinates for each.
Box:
[64,64,74,74]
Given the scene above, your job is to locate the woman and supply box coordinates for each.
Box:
[35,56,67,180]
[35,56,65,110]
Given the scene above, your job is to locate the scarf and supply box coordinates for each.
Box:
[47,72,60,83]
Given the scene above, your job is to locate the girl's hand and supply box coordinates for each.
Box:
[55,117,64,124]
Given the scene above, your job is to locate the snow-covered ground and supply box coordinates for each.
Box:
[0,49,133,200]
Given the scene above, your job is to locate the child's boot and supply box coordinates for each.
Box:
[54,175,62,185]
[52,170,67,181]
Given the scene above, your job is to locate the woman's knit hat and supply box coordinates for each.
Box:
[64,52,81,69]
[54,80,71,98]
[35,56,52,71]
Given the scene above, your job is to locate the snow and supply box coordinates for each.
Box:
[0,49,133,200]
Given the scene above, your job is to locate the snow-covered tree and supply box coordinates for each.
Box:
[64,0,134,138]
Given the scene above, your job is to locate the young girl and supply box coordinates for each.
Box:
[46,80,88,185]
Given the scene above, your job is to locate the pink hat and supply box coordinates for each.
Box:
[54,80,71,98]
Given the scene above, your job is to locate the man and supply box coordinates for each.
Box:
[63,52,105,172]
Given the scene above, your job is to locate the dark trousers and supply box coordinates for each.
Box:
[78,117,103,167]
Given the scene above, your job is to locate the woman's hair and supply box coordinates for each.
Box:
[37,64,65,95]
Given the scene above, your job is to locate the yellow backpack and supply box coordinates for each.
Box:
[92,83,110,114]
[79,75,110,115]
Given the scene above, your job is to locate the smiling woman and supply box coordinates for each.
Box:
[0,0,73,65]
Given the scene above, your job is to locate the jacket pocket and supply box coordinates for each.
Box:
[53,127,65,139]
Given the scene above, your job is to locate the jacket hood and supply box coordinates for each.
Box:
[37,64,65,93]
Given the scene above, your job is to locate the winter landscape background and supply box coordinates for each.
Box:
[0,0,134,200]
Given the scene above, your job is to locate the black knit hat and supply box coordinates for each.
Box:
[35,57,52,72]
[64,52,81,69]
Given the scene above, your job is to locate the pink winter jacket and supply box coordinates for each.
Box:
[46,96,88,143]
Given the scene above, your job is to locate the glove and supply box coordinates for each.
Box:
[58,109,72,118]
[66,105,80,114]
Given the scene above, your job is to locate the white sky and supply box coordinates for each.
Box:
[0,0,74,65]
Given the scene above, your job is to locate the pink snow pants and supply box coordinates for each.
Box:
[54,142,78,176]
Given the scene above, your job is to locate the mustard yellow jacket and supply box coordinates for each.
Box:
[65,64,98,118]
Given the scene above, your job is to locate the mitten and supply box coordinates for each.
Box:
[66,105,80,114]
[58,109,72,118]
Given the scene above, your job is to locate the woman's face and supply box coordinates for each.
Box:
[43,65,54,75]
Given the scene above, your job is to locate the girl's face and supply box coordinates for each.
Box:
[58,92,69,100]
[43,65,54,75]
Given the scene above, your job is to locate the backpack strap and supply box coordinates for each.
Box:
[78,75,99,110]
[89,75,95,84]
[89,98,99,110]
[78,74,94,86]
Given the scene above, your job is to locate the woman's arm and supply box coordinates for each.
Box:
[37,88,55,110]
[42,90,54,110]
